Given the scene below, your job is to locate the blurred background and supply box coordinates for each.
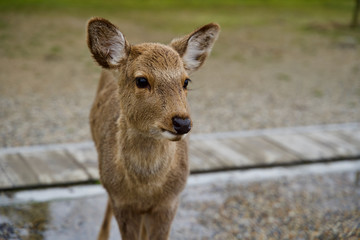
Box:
[0,0,359,148]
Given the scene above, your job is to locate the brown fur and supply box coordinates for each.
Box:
[87,18,219,240]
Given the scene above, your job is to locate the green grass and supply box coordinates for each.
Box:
[0,0,355,20]
[0,0,355,11]
[0,0,357,34]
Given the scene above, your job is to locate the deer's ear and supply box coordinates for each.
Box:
[87,18,130,68]
[170,23,220,73]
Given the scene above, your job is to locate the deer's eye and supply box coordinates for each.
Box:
[183,78,191,89]
[135,77,150,89]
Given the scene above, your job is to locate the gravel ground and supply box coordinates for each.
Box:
[0,13,359,148]
[0,161,359,239]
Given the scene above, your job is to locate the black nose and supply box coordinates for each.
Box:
[172,117,191,135]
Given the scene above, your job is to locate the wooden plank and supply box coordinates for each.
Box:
[66,146,99,180]
[189,143,222,169]
[264,133,334,160]
[188,152,210,172]
[0,163,12,189]
[340,129,360,142]
[335,131,360,148]
[304,131,360,157]
[224,136,299,165]
[201,140,252,166]
[0,153,39,187]
[20,149,89,185]
[349,130,360,142]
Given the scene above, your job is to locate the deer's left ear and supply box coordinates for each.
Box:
[170,23,220,73]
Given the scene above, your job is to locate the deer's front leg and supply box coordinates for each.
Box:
[143,200,179,240]
[113,207,142,240]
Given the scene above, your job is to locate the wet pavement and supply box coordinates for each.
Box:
[0,160,359,240]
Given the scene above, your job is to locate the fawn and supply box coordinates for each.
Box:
[87,17,220,240]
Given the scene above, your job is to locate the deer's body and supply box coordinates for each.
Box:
[87,18,219,240]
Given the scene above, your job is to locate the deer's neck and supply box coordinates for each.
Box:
[116,118,176,179]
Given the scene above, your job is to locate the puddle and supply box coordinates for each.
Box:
[0,202,49,240]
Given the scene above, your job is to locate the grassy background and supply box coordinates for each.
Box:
[0,0,355,11]
[0,0,357,30]
[0,0,359,147]
[0,0,358,62]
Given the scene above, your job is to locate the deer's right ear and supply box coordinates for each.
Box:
[87,18,130,68]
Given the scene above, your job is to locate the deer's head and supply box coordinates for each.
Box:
[87,18,220,141]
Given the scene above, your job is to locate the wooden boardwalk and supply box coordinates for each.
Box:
[0,123,359,190]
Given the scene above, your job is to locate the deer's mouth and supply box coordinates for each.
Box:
[161,129,187,141]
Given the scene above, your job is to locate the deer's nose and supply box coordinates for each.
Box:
[172,117,191,135]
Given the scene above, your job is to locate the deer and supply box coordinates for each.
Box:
[86,17,220,240]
